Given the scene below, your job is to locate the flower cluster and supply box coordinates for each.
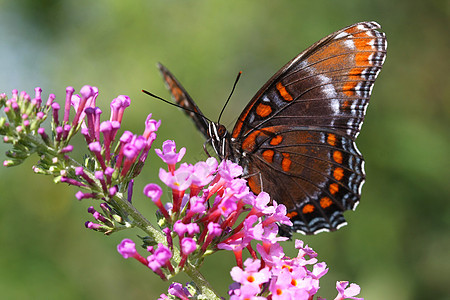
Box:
[143,140,292,267]
[117,140,363,299]
[1,86,161,234]
[227,241,362,300]
[1,87,363,300]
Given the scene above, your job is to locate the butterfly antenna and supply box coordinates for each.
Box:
[142,89,213,123]
[218,71,242,124]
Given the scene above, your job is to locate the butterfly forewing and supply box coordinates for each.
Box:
[232,22,386,140]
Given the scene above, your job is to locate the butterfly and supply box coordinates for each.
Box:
[158,21,387,235]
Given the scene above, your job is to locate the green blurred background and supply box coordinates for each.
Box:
[0,0,448,299]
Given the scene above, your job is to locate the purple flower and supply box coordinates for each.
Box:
[143,114,161,143]
[71,85,98,128]
[218,197,238,217]
[110,95,130,123]
[75,191,97,200]
[188,196,206,214]
[147,243,173,274]
[207,222,222,237]
[144,183,170,220]
[173,220,188,237]
[155,140,186,172]
[256,241,285,268]
[181,237,196,255]
[117,239,137,258]
[63,86,75,123]
[185,223,200,235]
[144,183,163,201]
[295,240,318,262]
[178,237,197,269]
[51,102,60,125]
[167,283,192,300]
[117,239,149,266]
[154,243,172,265]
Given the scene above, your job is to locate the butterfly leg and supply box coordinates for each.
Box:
[258,172,264,192]
[203,139,212,157]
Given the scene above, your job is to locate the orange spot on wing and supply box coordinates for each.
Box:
[353,38,373,51]
[171,86,184,102]
[320,197,333,208]
[302,204,315,214]
[344,27,359,35]
[355,52,371,65]
[333,167,344,181]
[343,81,357,96]
[349,68,364,76]
[286,211,298,218]
[329,183,339,195]
[241,128,277,151]
[262,149,274,163]
[248,176,261,194]
[342,100,351,110]
[232,120,244,139]
[333,150,343,164]
[327,134,336,146]
[270,135,283,146]
[342,28,377,97]
[241,135,256,152]
[256,103,272,117]
[353,31,370,38]
[276,82,293,101]
[281,153,291,172]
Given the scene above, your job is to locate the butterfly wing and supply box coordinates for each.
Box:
[232,22,387,234]
[158,63,210,139]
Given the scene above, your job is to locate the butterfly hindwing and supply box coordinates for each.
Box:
[239,126,365,234]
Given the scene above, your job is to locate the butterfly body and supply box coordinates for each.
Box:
[159,22,387,235]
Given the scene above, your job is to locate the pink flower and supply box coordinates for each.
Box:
[167,283,192,300]
[181,237,197,255]
[230,258,271,295]
[155,140,186,172]
[154,244,172,265]
[144,183,170,220]
[110,95,130,123]
[143,114,161,141]
[218,159,243,181]
[159,167,192,191]
[335,281,363,300]
[117,239,136,258]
